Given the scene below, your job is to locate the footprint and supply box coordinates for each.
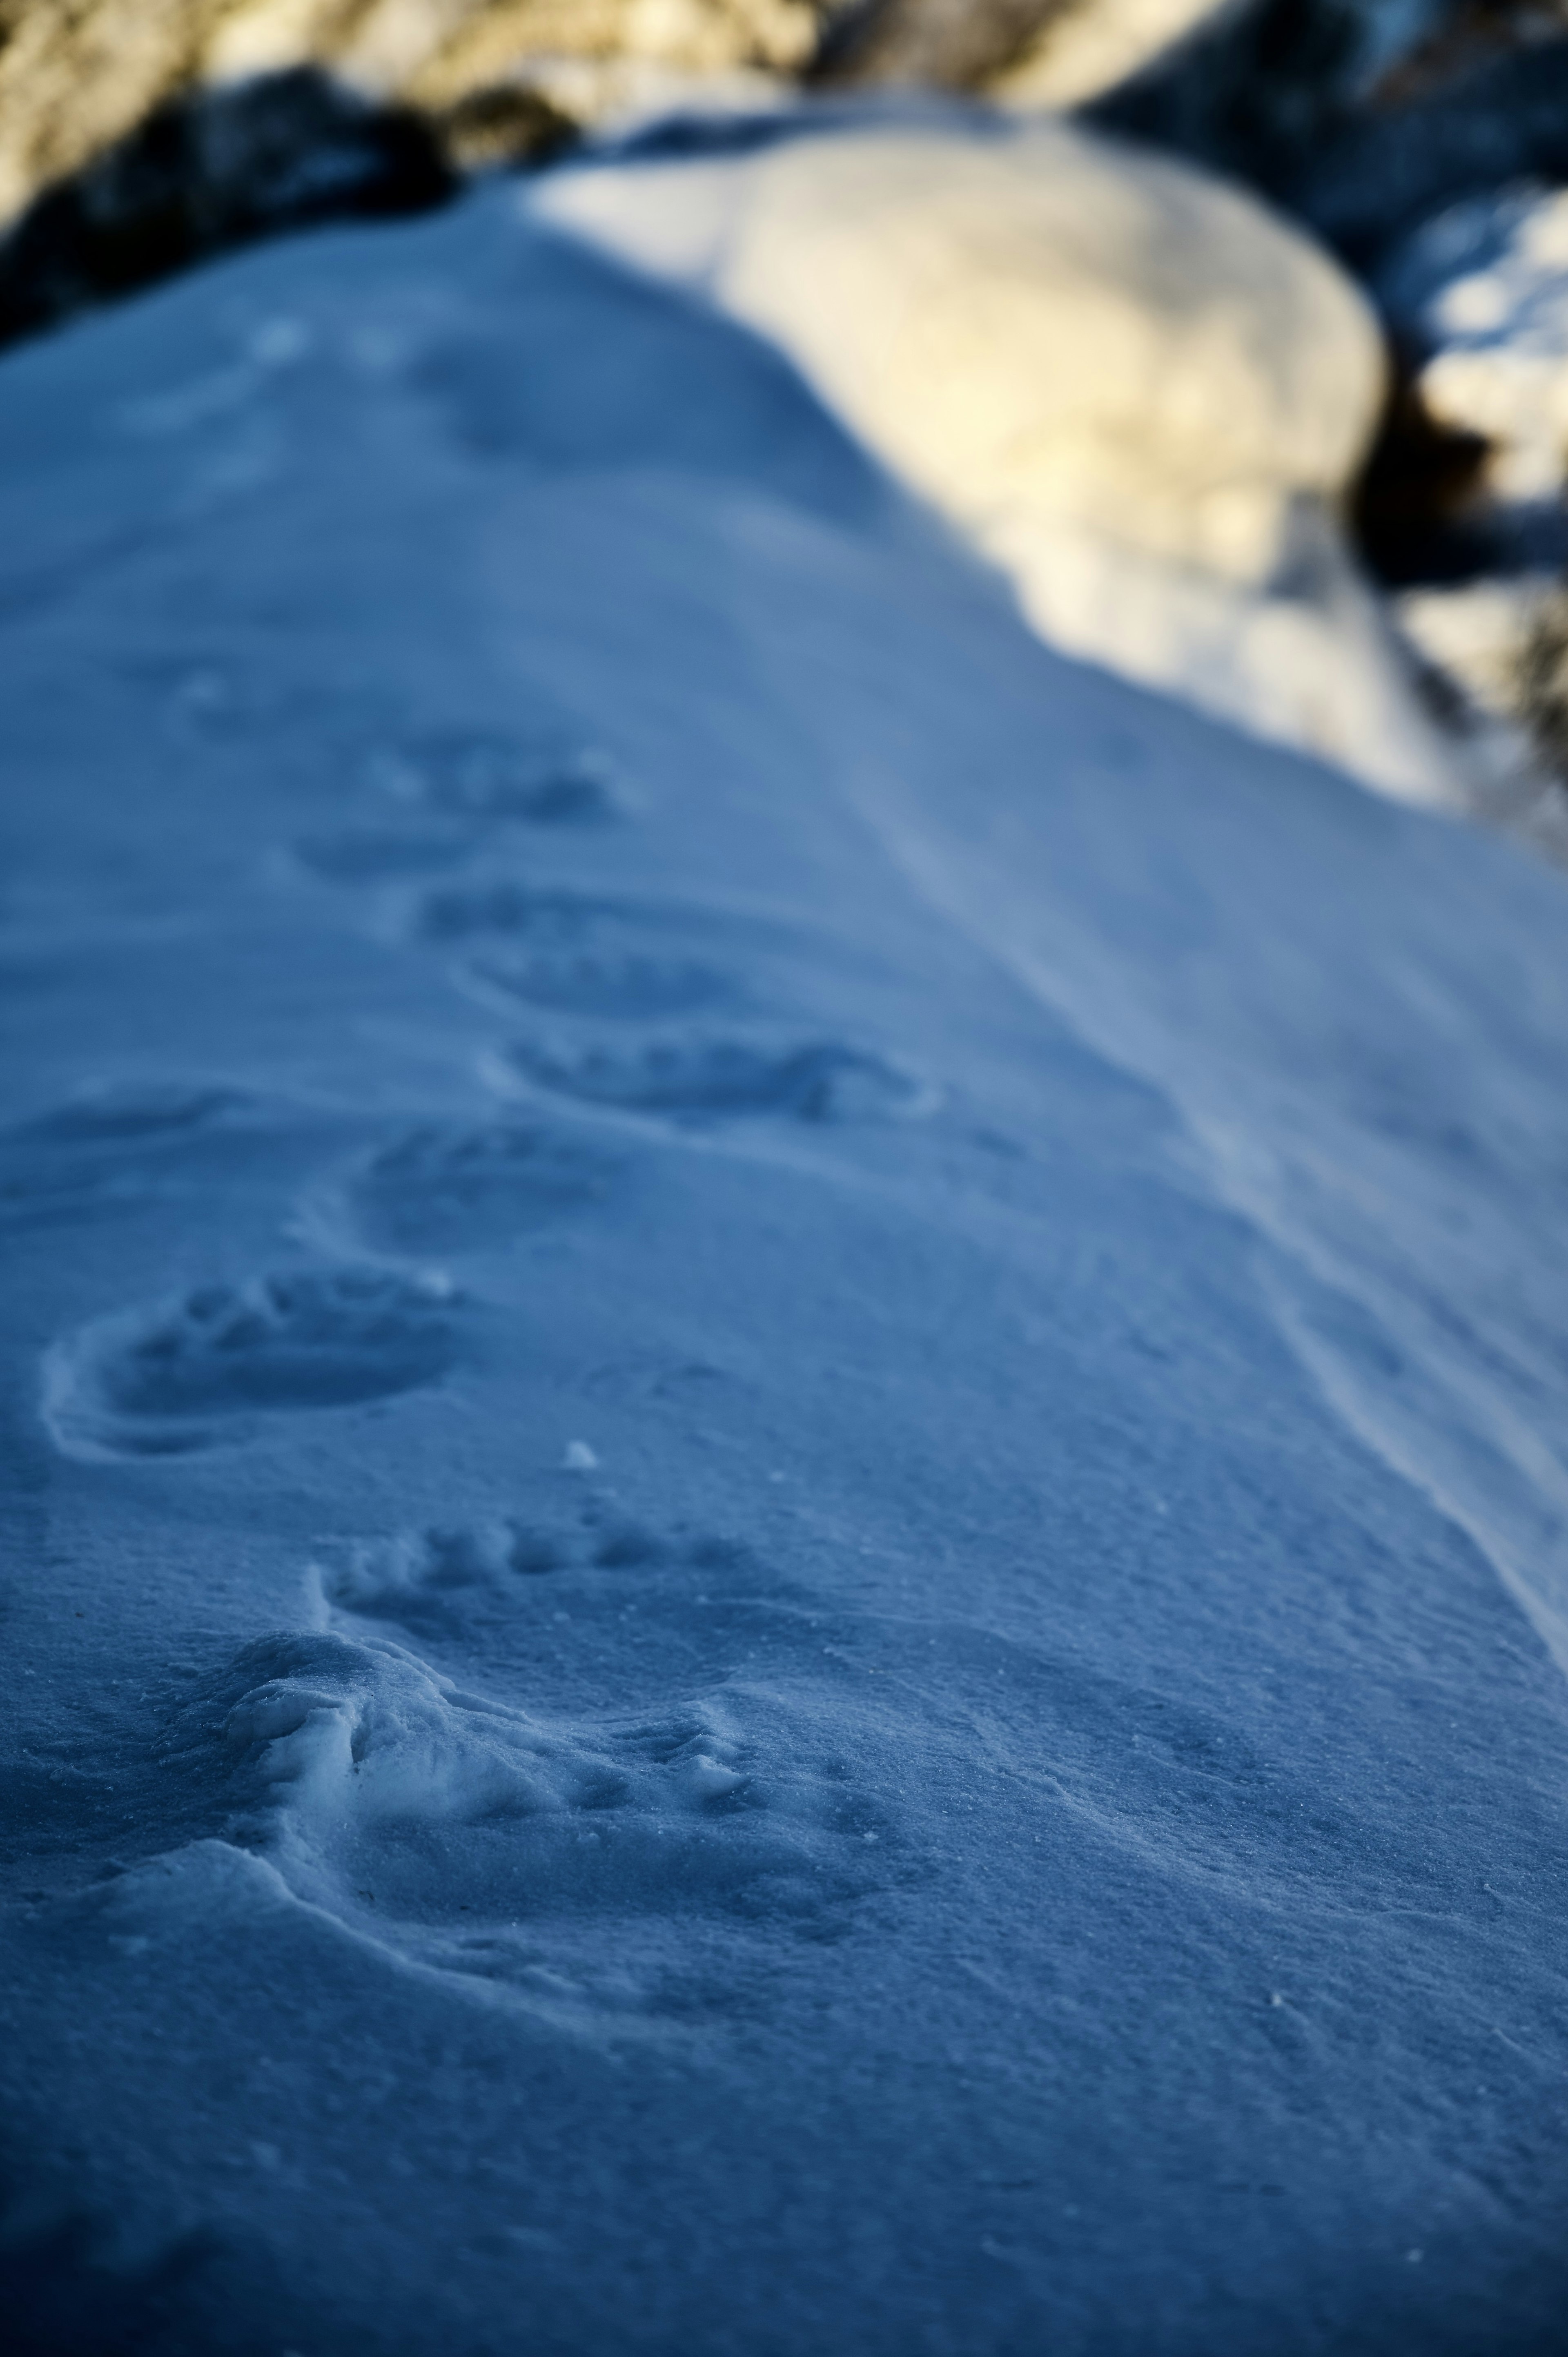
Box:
[324,1520,581,1618]
[43,1267,460,1459]
[290,824,474,884]
[408,879,731,953]
[464,946,729,1022]
[413,881,608,947]
[318,1514,741,1626]
[336,1120,621,1258]
[372,730,620,825]
[502,1036,924,1125]
[172,1626,892,2014]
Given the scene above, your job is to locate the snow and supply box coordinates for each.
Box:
[535,118,1467,807]
[1386,575,1568,856]
[4,166,1568,2354]
[1380,182,1568,505]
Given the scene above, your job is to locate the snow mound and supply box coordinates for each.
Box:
[536,118,1464,806]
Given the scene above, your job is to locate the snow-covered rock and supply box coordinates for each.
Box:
[1380,183,1568,506]
[537,118,1466,805]
[1363,184,1568,820]
[1395,574,1568,850]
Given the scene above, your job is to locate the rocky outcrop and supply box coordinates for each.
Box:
[0,1,834,343]
[2,0,1478,243]
[0,0,829,231]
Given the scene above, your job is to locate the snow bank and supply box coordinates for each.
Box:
[537,119,1466,806]
[4,174,1568,2354]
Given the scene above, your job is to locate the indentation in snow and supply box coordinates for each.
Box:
[503,1034,925,1124]
[43,1267,460,1458]
[372,729,623,825]
[464,944,731,1021]
[327,1119,622,1257]
[168,1626,894,2018]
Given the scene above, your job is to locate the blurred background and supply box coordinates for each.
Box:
[5,0,1568,847]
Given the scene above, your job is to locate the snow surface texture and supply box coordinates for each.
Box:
[3,172,1568,2356]
[535,117,1469,810]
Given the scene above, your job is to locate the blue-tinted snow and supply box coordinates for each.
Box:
[2,181,1567,2356]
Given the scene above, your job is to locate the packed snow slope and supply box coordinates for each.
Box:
[3,171,1568,2357]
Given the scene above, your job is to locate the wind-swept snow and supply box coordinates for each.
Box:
[3,171,1568,2356]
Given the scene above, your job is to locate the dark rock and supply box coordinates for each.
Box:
[1084,0,1413,199]
[1352,360,1495,586]
[1081,2,1568,273]
[0,2195,219,2357]
[1294,37,1568,264]
[0,67,454,348]
[435,82,580,172]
